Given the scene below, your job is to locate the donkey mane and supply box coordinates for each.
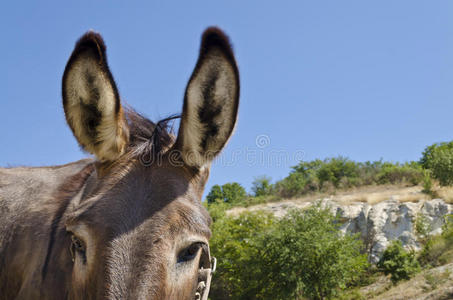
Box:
[125,108,179,160]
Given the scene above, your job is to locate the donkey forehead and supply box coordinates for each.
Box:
[74,202,210,235]
[67,167,212,240]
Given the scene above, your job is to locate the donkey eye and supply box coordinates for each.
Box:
[177,242,203,263]
[69,234,87,264]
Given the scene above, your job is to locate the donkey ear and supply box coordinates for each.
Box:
[175,27,240,168]
[62,31,129,161]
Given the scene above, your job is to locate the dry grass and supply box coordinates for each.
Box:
[226,185,438,217]
[434,186,453,204]
[363,263,453,300]
[398,193,430,203]
[315,185,428,205]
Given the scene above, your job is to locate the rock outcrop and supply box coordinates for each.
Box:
[329,199,452,263]
[229,197,453,263]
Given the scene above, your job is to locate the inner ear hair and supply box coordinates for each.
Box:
[62,31,129,162]
[176,27,240,168]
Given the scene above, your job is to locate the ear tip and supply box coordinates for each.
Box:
[201,27,235,57]
[72,30,107,59]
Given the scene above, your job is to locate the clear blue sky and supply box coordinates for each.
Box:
[1,1,452,196]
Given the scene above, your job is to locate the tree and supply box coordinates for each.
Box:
[206,182,247,204]
[251,176,273,197]
[206,184,223,204]
[274,172,308,198]
[420,142,453,186]
[258,203,368,300]
[222,183,247,204]
[377,240,420,284]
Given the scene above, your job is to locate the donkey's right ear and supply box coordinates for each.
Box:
[62,31,129,162]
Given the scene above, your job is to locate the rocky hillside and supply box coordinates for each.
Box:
[228,185,453,263]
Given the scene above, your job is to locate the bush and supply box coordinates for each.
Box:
[378,240,420,284]
[418,215,453,267]
[316,157,360,188]
[421,142,453,186]
[423,270,451,291]
[422,170,434,195]
[208,210,276,300]
[222,183,247,204]
[375,162,423,186]
[207,203,368,300]
[258,204,368,300]
[206,199,229,222]
[274,172,308,198]
[206,182,247,204]
[291,157,360,190]
[415,213,431,242]
[251,176,273,197]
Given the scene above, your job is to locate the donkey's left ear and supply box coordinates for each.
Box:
[175,27,240,168]
[62,31,129,162]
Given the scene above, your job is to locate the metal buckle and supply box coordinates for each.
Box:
[211,256,217,273]
[194,256,216,300]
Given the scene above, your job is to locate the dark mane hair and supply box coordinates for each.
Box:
[125,108,180,160]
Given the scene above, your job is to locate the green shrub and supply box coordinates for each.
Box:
[316,157,360,188]
[207,203,368,300]
[442,214,453,233]
[334,289,366,300]
[423,270,451,291]
[375,162,423,185]
[251,176,273,197]
[422,170,434,195]
[418,215,453,267]
[415,213,431,241]
[421,142,453,186]
[274,172,308,198]
[258,204,368,300]
[222,183,247,204]
[208,211,275,300]
[206,199,229,222]
[378,240,420,284]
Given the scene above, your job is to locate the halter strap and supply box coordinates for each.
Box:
[195,256,216,300]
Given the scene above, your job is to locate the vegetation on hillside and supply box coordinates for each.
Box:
[420,141,453,186]
[206,142,453,208]
[208,199,453,299]
[418,214,453,268]
[377,240,420,284]
[205,142,453,299]
[208,203,368,300]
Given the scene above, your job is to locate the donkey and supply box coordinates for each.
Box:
[0,27,239,299]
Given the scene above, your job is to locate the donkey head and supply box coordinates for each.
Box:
[48,28,239,299]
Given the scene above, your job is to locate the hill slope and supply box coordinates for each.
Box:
[228,185,453,263]
[360,263,453,300]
